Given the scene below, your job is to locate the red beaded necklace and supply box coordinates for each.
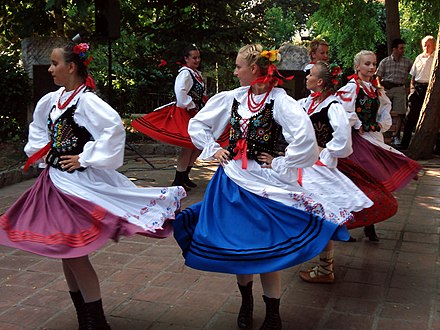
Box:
[247,86,272,113]
[57,84,85,110]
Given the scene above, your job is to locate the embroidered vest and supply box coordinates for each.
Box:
[227,99,284,162]
[308,101,337,148]
[182,69,206,110]
[355,85,381,132]
[46,97,94,172]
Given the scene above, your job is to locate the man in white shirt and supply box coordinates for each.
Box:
[401,35,436,149]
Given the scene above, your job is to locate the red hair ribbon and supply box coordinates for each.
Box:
[251,64,294,87]
[85,75,96,89]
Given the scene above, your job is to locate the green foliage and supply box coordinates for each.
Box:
[0,50,31,142]
[263,6,298,47]
[400,0,440,59]
[308,0,386,71]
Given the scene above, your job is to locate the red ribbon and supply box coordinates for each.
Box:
[251,64,294,87]
[233,139,248,169]
[23,142,51,172]
[85,75,96,89]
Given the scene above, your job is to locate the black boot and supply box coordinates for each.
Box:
[185,166,197,188]
[260,295,282,330]
[237,281,253,329]
[364,224,379,241]
[172,171,190,191]
[83,299,111,330]
[69,291,87,330]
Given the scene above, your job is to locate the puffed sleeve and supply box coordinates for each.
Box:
[377,90,392,132]
[336,81,362,129]
[175,70,196,109]
[271,93,319,173]
[188,90,234,159]
[24,92,56,157]
[74,93,126,169]
[320,101,352,167]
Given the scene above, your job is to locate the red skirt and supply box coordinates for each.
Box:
[348,132,421,192]
[337,158,398,229]
[132,103,229,149]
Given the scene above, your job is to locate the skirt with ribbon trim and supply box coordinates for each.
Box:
[0,168,184,258]
[172,166,350,275]
[132,102,229,149]
[337,158,398,229]
[348,131,422,192]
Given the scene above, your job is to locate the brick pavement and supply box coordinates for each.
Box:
[0,152,440,330]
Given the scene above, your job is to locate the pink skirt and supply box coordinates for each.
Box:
[348,132,421,192]
[0,169,173,258]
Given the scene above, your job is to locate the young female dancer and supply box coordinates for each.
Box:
[0,40,185,329]
[173,44,352,329]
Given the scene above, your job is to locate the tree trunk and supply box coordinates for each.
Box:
[406,25,440,160]
[385,0,400,54]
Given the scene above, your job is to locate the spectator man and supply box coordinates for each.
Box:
[376,38,412,146]
[401,35,436,149]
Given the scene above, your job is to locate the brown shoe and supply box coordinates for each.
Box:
[299,265,335,284]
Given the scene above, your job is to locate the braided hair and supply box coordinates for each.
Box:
[237,44,270,76]
[313,61,339,93]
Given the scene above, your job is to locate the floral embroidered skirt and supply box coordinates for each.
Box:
[172,167,350,275]
[0,168,185,258]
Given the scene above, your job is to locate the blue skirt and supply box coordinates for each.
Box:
[173,167,349,274]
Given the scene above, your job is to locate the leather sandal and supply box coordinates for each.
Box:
[299,258,335,284]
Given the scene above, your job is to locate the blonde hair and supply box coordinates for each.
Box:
[353,50,376,71]
[309,39,329,57]
[237,44,269,76]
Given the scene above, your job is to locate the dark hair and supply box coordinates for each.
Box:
[182,44,200,59]
[61,41,89,81]
[391,38,405,49]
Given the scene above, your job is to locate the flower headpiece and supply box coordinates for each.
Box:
[252,49,293,87]
[329,63,342,87]
[73,43,92,66]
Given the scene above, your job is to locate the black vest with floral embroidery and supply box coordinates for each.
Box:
[226,99,284,162]
[45,99,94,172]
[355,85,381,132]
[308,101,337,148]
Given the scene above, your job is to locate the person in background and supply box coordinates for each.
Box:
[401,35,436,149]
[303,39,329,74]
[337,50,421,241]
[0,39,185,329]
[172,44,352,329]
[376,38,412,146]
[132,44,210,191]
[297,61,373,283]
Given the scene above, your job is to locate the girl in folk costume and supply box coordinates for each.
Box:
[295,61,373,283]
[0,40,186,329]
[132,44,224,191]
[336,50,421,240]
[172,44,353,329]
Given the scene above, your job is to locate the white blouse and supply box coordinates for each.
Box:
[298,95,352,168]
[25,87,126,170]
[336,78,394,150]
[174,67,206,109]
[188,86,319,192]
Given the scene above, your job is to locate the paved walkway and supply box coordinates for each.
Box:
[0,152,440,330]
